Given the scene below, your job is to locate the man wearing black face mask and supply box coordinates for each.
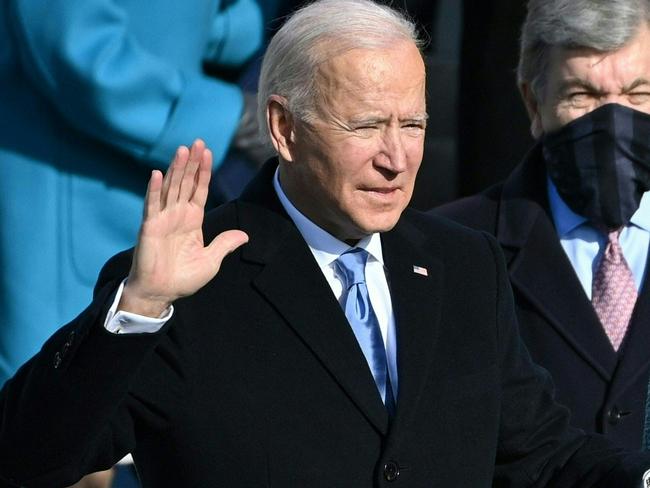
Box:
[435,0,650,451]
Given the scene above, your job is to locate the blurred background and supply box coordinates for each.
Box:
[392,0,532,209]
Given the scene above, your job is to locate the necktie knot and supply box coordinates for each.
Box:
[336,248,369,290]
[604,228,624,264]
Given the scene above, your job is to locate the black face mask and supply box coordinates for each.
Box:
[542,103,650,229]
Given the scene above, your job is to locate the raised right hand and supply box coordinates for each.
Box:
[118,139,249,317]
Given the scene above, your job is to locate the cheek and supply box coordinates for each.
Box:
[402,138,424,181]
[539,105,571,133]
[330,144,377,181]
[339,139,380,162]
[405,137,424,164]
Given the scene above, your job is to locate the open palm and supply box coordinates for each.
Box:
[120,140,248,317]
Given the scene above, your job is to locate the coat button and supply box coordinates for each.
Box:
[607,406,631,425]
[53,351,62,369]
[383,461,400,481]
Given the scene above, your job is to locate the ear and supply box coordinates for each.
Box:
[520,82,543,139]
[267,95,296,162]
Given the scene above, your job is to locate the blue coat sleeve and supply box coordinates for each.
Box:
[7,0,264,167]
[205,0,265,67]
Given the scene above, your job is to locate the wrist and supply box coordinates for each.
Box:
[118,282,173,318]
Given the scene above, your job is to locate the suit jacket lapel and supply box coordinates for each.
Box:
[237,161,390,434]
[380,215,444,433]
[497,147,617,380]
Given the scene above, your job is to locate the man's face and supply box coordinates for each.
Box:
[524,22,650,137]
[279,40,426,242]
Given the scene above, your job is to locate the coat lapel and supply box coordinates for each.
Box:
[497,148,617,380]
[380,215,444,433]
[236,161,389,434]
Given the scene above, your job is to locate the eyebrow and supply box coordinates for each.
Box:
[556,77,650,95]
[622,78,650,92]
[348,114,429,125]
[556,79,603,96]
[402,114,430,123]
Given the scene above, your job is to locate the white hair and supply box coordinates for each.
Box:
[518,0,650,99]
[257,0,422,142]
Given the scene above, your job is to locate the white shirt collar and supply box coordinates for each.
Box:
[272,167,384,267]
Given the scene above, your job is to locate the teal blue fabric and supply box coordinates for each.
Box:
[0,0,265,384]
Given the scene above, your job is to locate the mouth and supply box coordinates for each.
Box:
[359,186,402,202]
[361,185,400,193]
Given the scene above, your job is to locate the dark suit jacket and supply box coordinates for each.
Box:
[1,161,648,487]
[435,145,650,451]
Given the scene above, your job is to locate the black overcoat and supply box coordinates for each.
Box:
[1,160,648,487]
[436,145,650,450]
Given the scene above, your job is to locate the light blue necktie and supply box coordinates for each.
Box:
[336,248,396,416]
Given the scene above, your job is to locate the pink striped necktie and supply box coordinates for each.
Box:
[591,228,638,351]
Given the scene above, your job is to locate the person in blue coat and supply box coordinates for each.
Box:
[0,0,272,387]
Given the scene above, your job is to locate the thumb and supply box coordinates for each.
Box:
[206,230,249,268]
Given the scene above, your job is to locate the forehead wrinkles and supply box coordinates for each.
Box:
[313,47,425,116]
[552,25,650,89]
[315,52,388,98]
[559,53,640,93]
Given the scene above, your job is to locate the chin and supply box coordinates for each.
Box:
[354,213,402,236]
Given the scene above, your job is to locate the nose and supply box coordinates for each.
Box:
[376,126,407,173]
[601,94,632,109]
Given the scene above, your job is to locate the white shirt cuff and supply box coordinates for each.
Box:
[104,279,173,334]
[117,453,134,465]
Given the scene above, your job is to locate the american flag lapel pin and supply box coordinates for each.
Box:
[412,265,428,277]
